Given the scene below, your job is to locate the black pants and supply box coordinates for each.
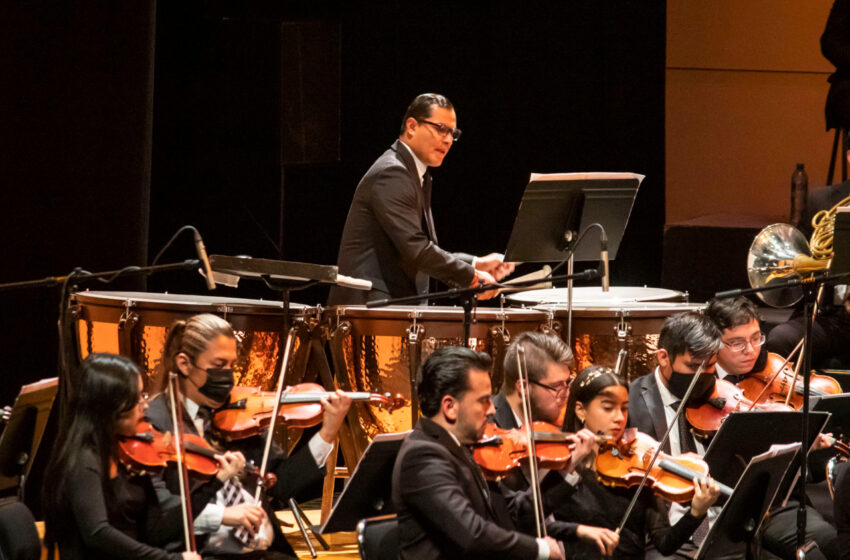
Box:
[761,502,838,560]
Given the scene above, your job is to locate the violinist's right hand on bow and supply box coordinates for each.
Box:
[181,553,202,560]
[222,503,266,535]
[690,475,721,517]
[214,450,246,482]
[577,524,619,557]
[543,536,565,560]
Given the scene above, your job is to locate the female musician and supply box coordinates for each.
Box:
[555,365,721,559]
[42,353,201,560]
[146,313,351,559]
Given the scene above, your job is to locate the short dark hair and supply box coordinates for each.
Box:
[563,365,627,433]
[399,93,454,136]
[502,331,574,394]
[706,297,760,332]
[657,312,722,363]
[417,346,491,418]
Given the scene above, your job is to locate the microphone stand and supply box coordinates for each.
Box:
[716,270,850,558]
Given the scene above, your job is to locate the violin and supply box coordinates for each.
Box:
[472,421,573,480]
[213,383,406,439]
[738,352,841,409]
[117,421,277,487]
[684,378,793,439]
[596,428,734,503]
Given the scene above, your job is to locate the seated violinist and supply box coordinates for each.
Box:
[707,297,839,560]
[556,365,720,558]
[145,313,352,560]
[42,353,202,560]
[705,296,770,383]
[392,346,565,559]
[493,331,620,555]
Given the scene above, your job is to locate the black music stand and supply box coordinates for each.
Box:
[504,172,642,264]
[320,431,408,534]
[811,393,850,439]
[0,378,58,502]
[702,411,830,488]
[690,444,801,559]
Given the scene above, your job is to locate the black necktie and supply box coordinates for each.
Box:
[463,445,491,504]
[422,172,437,242]
[671,401,697,454]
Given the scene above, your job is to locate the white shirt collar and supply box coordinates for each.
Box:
[399,140,428,185]
[653,366,680,408]
[183,395,201,420]
[715,362,732,380]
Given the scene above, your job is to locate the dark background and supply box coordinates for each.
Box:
[0,0,665,407]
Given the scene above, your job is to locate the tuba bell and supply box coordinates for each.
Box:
[747,196,850,307]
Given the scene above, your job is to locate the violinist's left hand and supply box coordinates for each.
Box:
[564,428,596,473]
[690,476,721,517]
[318,390,353,444]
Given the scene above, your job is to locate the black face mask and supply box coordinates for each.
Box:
[198,367,234,403]
[666,369,716,403]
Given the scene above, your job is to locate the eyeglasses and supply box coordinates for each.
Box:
[531,379,570,396]
[417,119,462,141]
[722,333,766,353]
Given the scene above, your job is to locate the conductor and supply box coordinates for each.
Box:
[328,93,513,305]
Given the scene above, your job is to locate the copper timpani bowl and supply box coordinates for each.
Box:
[323,305,550,446]
[70,291,318,390]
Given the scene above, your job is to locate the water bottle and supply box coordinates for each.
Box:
[790,163,808,227]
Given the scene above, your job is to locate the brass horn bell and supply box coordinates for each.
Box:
[746,223,828,307]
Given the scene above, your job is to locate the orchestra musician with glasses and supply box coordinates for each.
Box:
[490,331,621,557]
[327,92,513,306]
[706,297,838,560]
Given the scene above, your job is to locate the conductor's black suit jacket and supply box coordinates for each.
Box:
[328,139,475,305]
[391,417,541,560]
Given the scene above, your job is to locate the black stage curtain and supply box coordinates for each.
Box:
[0,0,666,398]
[0,1,157,406]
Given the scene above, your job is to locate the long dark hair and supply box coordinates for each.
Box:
[43,353,141,547]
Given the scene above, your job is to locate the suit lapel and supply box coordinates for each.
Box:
[640,378,672,453]
[391,140,435,242]
[419,418,498,519]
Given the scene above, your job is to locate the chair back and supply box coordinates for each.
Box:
[356,514,398,560]
[0,501,41,560]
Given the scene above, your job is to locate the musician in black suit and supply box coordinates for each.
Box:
[392,346,564,560]
[628,312,721,455]
[328,93,513,305]
[146,313,351,560]
[706,297,839,560]
[492,331,620,556]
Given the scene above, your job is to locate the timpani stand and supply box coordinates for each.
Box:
[209,256,372,554]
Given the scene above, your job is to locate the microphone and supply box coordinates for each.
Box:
[600,229,610,292]
[193,229,216,291]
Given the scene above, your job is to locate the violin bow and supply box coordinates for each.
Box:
[252,329,296,505]
[516,346,547,539]
[615,360,707,535]
[167,372,197,553]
